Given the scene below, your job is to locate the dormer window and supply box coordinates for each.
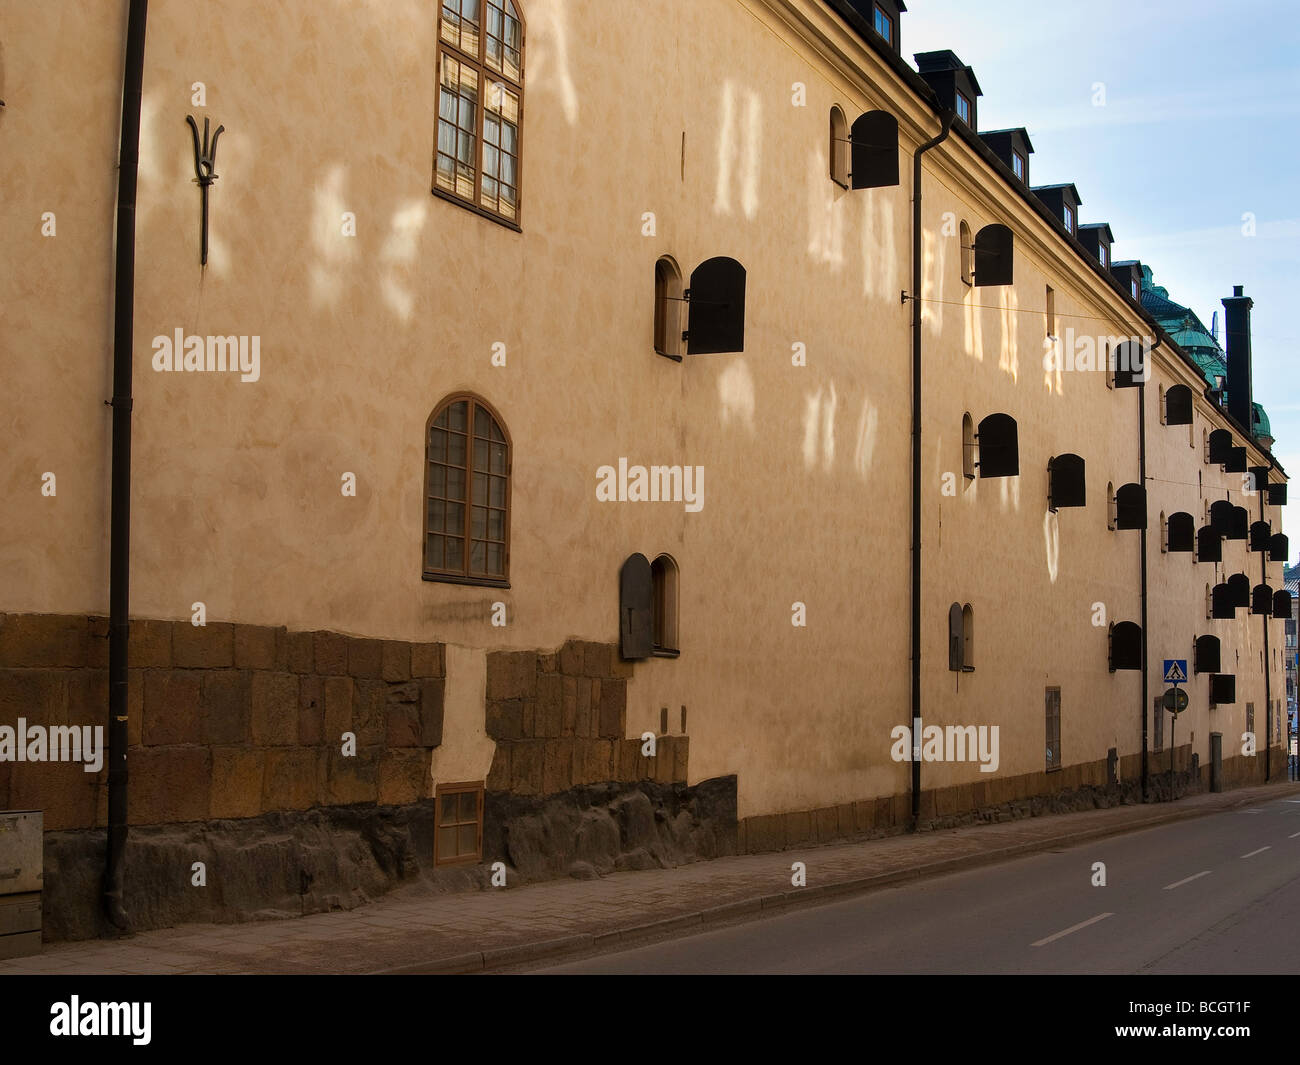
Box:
[1099,245,1108,267]
[1063,205,1074,234]
[873,5,893,44]
[1011,151,1025,180]
[955,91,971,124]
[1131,279,1138,298]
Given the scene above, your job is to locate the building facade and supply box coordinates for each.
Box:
[0,0,1289,936]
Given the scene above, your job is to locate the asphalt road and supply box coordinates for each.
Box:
[530,794,1300,974]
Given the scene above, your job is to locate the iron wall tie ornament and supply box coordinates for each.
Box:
[185,114,224,265]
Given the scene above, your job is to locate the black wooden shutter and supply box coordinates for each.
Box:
[619,553,653,660]
[849,111,899,190]
[686,257,746,355]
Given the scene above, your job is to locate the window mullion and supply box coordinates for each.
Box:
[475,56,487,209]
[464,402,475,575]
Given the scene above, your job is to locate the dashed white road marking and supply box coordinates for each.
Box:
[1289,831,1300,839]
[1240,846,1271,859]
[1032,912,1114,948]
[1164,871,1211,890]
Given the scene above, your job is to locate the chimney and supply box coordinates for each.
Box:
[1223,284,1254,434]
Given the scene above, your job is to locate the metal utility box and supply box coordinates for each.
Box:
[0,811,42,959]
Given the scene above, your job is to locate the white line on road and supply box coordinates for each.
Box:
[1289,831,1300,839]
[1031,912,1114,948]
[1163,871,1211,890]
[1241,846,1271,858]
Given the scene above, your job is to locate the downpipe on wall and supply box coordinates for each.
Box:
[910,110,955,829]
[105,0,148,931]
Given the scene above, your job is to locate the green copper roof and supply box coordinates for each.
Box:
[1254,402,1271,438]
[1141,267,1274,444]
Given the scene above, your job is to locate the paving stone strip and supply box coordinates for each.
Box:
[3,780,1296,975]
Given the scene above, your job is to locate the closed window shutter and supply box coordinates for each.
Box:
[620,553,653,660]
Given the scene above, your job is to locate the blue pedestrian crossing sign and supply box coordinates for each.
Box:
[1163,659,1188,684]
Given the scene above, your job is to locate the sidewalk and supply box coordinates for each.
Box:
[5,779,1298,975]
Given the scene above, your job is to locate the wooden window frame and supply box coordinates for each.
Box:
[1011,151,1025,180]
[829,105,849,188]
[955,91,971,124]
[1045,687,1062,772]
[961,412,976,480]
[873,4,893,44]
[423,392,512,588]
[434,0,526,230]
[653,256,684,360]
[961,603,974,672]
[434,780,484,866]
[650,553,681,658]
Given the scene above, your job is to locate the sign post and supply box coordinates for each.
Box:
[1162,660,1189,798]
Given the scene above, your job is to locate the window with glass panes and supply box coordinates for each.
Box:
[435,783,483,865]
[435,0,523,223]
[873,5,893,43]
[424,396,510,584]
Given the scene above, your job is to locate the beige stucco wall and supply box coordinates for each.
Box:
[0,0,1285,821]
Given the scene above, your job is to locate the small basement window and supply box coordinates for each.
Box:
[434,781,483,866]
[1045,688,1061,771]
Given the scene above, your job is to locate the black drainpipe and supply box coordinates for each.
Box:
[105,0,148,930]
[1139,342,1151,803]
[910,110,954,829]
[1261,472,1274,781]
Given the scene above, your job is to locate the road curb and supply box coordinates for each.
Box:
[374,780,1300,974]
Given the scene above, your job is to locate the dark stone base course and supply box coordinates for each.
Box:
[41,774,740,942]
[483,775,738,882]
[737,746,1282,853]
[42,800,468,942]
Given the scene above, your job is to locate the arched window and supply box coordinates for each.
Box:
[962,413,976,480]
[424,394,511,585]
[829,106,848,186]
[948,603,963,672]
[961,604,974,671]
[959,220,973,286]
[435,0,525,224]
[653,256,683,359]
[651,554,679,656]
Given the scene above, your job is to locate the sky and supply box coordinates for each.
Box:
[903,0,1300,523]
